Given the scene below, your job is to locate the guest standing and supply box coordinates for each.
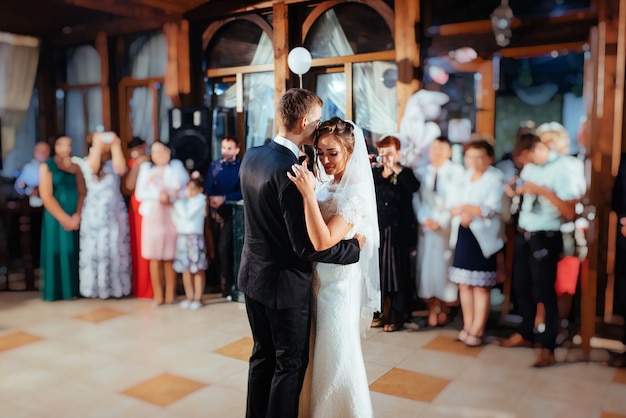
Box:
[173,171,209,310]
[415,136,464,327]
[125,136,152,298]
[78,132,131,299]
[449,139,504,347]
[205,137,242,297]
[14,141,51,266]
[135,141,189,306]
[371,135,420,332]
[499,132,584,367]
[14,141,50,208]
[39,136,85,301]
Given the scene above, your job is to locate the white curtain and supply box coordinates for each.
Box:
[129,34,172,146]
[308,10,397,137]
[0,32,39,170]
[1,93,38,177]
[65,45,102,157]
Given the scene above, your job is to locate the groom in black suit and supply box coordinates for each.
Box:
[238,88,362,418]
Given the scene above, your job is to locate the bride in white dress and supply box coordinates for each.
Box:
[288,117,380,418]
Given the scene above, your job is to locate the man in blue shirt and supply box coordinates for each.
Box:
[205,137,242,297]
[499,132,584,367]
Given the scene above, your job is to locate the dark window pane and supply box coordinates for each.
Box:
[305,4,393,58]
[206,20,268,68]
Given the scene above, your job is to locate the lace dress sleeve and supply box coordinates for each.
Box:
[335,186,368,233]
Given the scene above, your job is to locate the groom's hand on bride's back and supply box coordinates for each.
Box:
[354,233,366,250]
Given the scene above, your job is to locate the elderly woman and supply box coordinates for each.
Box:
[449,138,505,347]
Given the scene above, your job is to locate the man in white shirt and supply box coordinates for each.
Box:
[415,136,464,327]
[14,142,50,207]
[499,132,585,368]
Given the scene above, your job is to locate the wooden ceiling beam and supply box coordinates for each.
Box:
[139,0,190,15]
[65,0,180,22]
[48,17,164,46]
[426,16,595,57]
[427,10,597,38]
[185,0,280,21]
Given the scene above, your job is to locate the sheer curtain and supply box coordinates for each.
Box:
[217,31,274,149]
[129,34,172,146]
[66,45,102,157]
[307,10,397,136]
[0,32,39,172]
[1,93,38,177]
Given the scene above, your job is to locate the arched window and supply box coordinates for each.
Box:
[304,2,396,143]
[204,17,274,156]
[119,33,173,148]
[62,44,103,156]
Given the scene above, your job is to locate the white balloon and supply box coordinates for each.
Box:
[288,47,312,75]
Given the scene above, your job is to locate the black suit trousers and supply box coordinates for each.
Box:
[512,230,562,350]
[244,296,311,418]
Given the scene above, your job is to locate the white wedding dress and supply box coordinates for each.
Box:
[307,183,373,418]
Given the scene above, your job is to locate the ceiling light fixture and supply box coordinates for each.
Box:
[491,0,514,47]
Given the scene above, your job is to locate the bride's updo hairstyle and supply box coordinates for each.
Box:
[314,117,355,155]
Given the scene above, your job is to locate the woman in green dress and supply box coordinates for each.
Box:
[39,136,86,301]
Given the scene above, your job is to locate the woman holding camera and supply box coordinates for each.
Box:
[371,135,420,332]
[78,132,131,298]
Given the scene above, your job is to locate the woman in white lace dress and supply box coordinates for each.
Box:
[288,117,380,418]
[78,132,131,298]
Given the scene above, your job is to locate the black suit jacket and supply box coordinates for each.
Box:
[613,154,626,263]
[237,141,360,309]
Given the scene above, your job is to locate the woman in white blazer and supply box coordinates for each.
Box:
[448,138,505,347]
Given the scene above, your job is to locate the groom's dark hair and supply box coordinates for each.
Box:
[278,88,323,132]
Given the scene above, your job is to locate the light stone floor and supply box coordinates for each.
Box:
[1,291,625,418]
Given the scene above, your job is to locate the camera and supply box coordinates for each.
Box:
[375,155,383,163]
[99,131,115,144]
[511,177,524,191]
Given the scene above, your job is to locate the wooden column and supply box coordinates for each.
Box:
[164,19,191,109]
[394,0,421,127]
[95,32,111,130]
[36,44,57,142]
[581,0,625,360]
[273,2,289,135]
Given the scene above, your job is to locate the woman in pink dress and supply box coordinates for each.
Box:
[135,141,189,305]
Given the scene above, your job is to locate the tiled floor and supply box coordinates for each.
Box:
[1,291,625,418]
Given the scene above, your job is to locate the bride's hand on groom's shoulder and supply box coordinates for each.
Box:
[354,233,366,250]
[287,163,316,196]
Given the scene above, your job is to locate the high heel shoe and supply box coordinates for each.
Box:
[457,329,469,343]
[464,334,483,347]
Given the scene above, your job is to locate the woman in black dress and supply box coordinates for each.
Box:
[371,135,420,331]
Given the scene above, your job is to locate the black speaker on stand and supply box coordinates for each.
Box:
[168,107,211,175]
